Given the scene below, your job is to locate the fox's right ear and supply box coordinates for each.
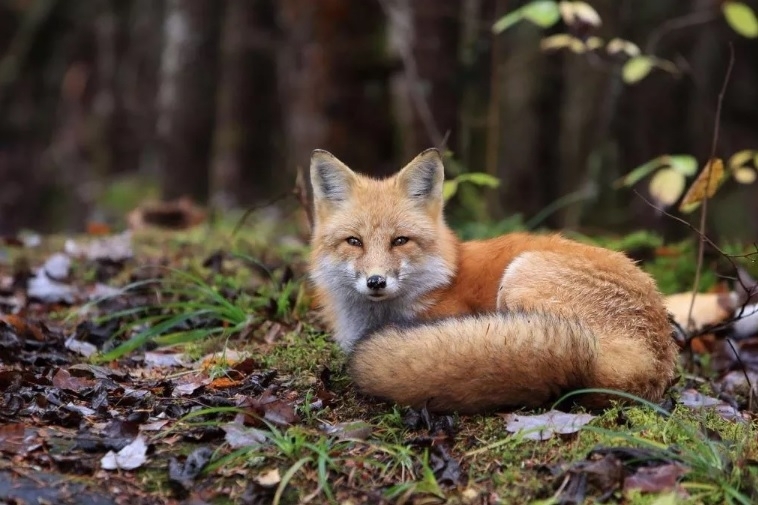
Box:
[310,150,357,204]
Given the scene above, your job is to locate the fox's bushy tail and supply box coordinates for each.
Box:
[348,312,600,413]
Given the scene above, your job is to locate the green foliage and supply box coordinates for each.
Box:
[643,241,718,295]
[571,229,664,253]
[558,389,755,505]
[492,0,561,33]
[453,214,526,240]
[493,1,678,84]
[723,1,758,38]
[98,173,161,218]
[442,171,500,202]
[617,152,758,212]
[85,269,262,362]
[622,55,656,84]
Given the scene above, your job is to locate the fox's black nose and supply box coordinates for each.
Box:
[366,275,387,290]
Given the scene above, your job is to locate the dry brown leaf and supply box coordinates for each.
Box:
[679,158,726,213]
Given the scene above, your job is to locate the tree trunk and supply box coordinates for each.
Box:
[386,0,462,161]
[277,0,394,208]
[156,0,222,201]
[210,0,278,209]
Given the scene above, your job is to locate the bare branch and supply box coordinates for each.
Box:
[686,43,735,331]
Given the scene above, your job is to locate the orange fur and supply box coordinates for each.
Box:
[308,149,679,413]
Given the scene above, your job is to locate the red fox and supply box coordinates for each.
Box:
[308,148,679,413]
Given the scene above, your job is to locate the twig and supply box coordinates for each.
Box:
[645,9,718,55]
[725,339,755,412]
[685,44,735,332]
[230,191,293,238]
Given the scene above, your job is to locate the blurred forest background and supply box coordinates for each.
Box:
[0,0,757,241]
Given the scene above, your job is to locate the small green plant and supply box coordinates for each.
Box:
[558,389,756,504]
[84,268,257,362]
[492,1,678,84]
[493,1,758,85]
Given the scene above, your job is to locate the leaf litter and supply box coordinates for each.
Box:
[1,225,758,504]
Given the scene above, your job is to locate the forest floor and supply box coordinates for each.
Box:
[1,211,758,505]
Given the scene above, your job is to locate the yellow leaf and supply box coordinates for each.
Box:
[649,168,685,207]
[679,158,727,213]
[585,36,604,50]
[540,34,576,51]
[569,38,587,53]
[558,1,576,24]
[622,56,654,84]
[728,148,755,169]
[606,38,640,57]
[722,1,758,38]
[733,166,757,184]
[571,1,601,27]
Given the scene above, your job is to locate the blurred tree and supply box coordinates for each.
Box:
[277,0,394,183]
[156,0,222,201]
[0,0,756,240]
[385,0,463,160]
[211,0,279,209]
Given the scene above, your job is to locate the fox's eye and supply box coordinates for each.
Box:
[346,237,363,247]
[391,236,409,247]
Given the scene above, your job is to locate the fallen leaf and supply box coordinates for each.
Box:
[209,377,241,389]
[222,423,268,449]
[678,389,720,408]
[624,463,689,493]
[168,447,213,493]
[64,336,98,357]
[321,421,373,441]
[0,423,27,455]
[430,445,463,486]
[64,232,133,261]
[52,368,96,392]
[42,253,71,281]
[254,468,281,487]
[101,435,148,470]
[239,387,300,428]
[172,373,212,397]
[27,262,78,304]
[140,420,170,432]
[144,351,189,368]
[504,410,595,441]
[678,389,744,422]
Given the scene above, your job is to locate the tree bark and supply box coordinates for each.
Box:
[211,0,278,209]
[277,0,394,202]
[156,0,222,201]
[386,0,462,161]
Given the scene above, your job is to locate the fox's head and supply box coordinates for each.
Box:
[309,149,457,305]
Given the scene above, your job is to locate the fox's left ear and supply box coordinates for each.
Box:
[397,148,445,206]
